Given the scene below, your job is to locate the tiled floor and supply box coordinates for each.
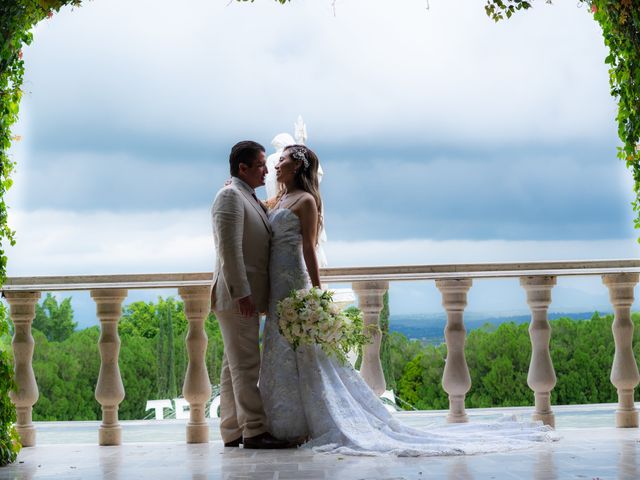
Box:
[1,410,639,479]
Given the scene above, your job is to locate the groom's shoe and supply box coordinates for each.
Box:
[243,432,292,449]
[224,436,243,447]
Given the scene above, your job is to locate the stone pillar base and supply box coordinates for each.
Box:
[532,412,555,428]
[532,391,555,427]
[16,425,36,447]
[446,413,469,424]
[446,394,469,424]
[186,423,209,443]
[615,409,639,428]
[99,425,122,446]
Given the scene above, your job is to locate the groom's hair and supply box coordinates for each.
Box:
[229,141,265,176]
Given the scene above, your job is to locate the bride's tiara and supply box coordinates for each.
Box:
[291,147,309,169]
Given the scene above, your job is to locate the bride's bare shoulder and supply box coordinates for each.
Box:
[298,192,316,206]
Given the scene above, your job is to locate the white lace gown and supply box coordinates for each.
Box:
[259,208,557,456]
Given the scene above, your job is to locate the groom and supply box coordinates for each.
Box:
[211,140,289,449]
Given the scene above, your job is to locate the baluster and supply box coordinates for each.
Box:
[91,289,127,445]
[352,281,388,395]
[5,291,41,447]
[436,278,472,423]
[521,275,557,427]
[602,273,640,427]
[178,286,211,443]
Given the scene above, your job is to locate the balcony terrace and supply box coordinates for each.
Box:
[1,260,640,479]
[1,407,638,479]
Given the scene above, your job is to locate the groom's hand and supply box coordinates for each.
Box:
[237,295,256,317]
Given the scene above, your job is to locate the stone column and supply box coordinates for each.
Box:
[352,281,389,396]
[520,275,557,427]
[91,289,127,446]
[179,286,212,443]
[602,273,640,428]
[436,278,472,423]
[5,291,41,447]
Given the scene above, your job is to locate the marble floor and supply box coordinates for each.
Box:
[1,408,639,479]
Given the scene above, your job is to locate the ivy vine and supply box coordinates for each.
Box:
[0,0,638,466]
[0,0,82,466]
[486,0,640,230]
[2,1,81,284]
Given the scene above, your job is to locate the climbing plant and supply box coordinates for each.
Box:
[485,0,640,230]
[1,1,82,286]
[0,0,82,466]
[0,0,639,466]
[0,303,19,465]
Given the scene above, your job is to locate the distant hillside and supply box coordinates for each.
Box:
[388,311,609,344]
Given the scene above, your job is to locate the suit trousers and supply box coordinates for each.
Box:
[215,309,268,442]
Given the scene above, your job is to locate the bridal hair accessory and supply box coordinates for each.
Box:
[291,147,309,169]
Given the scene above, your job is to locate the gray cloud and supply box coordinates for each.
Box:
[17,0,615,156]
[6,0,633,244]
[10,141,633,241]
[319,142,634,240]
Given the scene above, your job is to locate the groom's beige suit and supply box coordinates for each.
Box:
[211,176,271,443]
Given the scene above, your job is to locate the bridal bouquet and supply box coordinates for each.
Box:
[277,287,377,364]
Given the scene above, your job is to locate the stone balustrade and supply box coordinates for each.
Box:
[3,259,640,447]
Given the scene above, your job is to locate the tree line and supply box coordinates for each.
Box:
[23,295,224,420]
[384,311,640,409]
[1,294,639,420]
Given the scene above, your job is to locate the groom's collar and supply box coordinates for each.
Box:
[230,176,271,233]
[231,176,254,194]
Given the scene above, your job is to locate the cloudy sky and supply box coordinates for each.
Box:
[6,0,640,326]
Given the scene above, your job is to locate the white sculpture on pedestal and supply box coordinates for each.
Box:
[294,114,307,145]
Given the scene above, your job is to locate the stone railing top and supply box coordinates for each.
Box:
[2,259,640,291]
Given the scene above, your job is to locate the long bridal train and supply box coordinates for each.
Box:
[259,208,557,457]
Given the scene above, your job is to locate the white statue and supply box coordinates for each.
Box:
[294,115,308,145]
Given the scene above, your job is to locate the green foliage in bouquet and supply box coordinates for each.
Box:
[0,303,19,465]
[341,306,379,356]
[277,287,377,365]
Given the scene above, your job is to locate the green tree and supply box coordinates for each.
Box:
[156,302,166,398]
[394,312,640,411]
[384,332,424,394]
[379,291,393,389]
[396,346,448,410]
[33,293,77,342]
[205,312,224,386]
[166,304,177,400]
[32,327,100,421]
[119,333,157,419]
[466,322,531,407]
[120,301,160,339]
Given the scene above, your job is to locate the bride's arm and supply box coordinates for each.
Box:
[298,196,322,288]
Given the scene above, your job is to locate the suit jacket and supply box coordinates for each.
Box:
[211,177,271,313]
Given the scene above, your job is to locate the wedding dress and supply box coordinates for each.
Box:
[259,208,557,456]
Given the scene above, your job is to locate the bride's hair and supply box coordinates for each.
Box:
[278,144,323,244]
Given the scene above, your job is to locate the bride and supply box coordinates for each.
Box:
[259,145,557,456]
